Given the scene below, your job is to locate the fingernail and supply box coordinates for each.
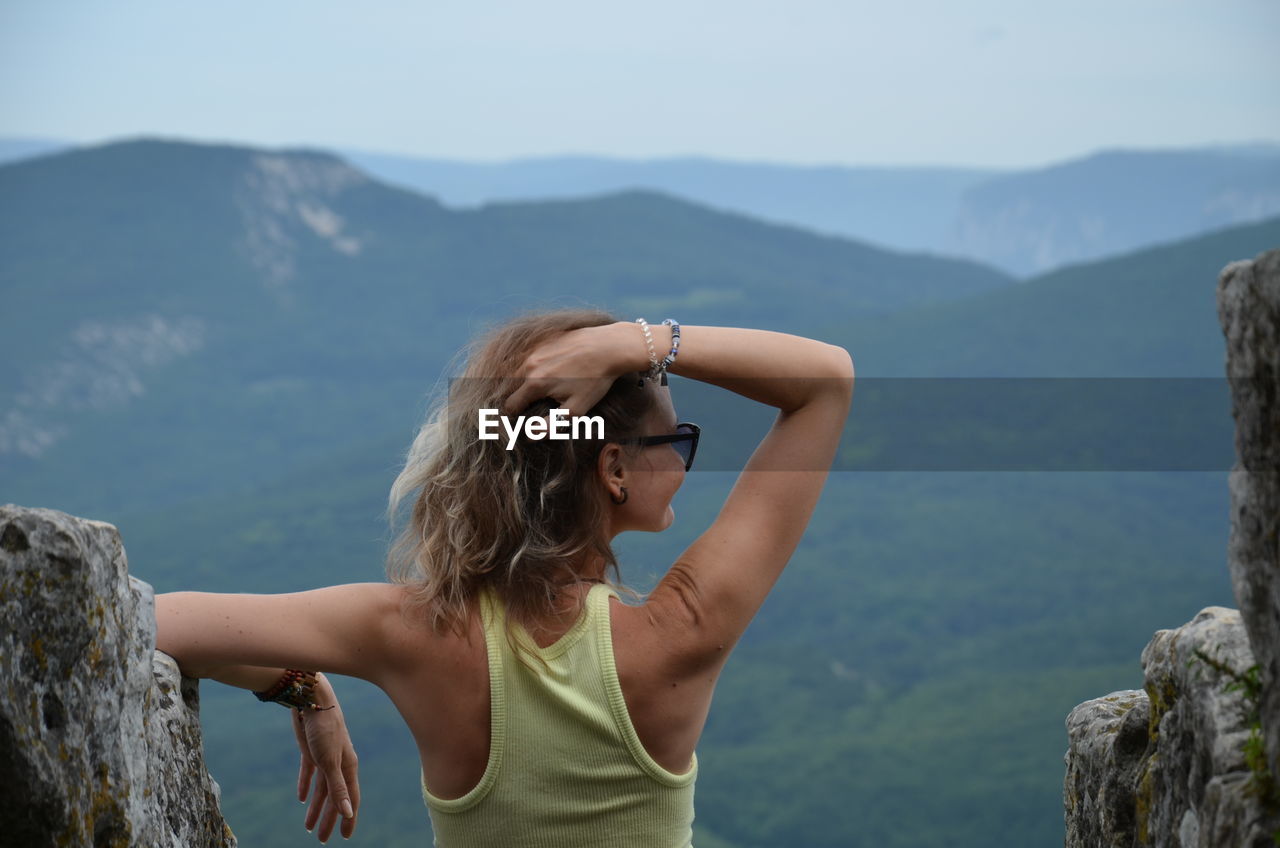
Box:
[342,800,354,819]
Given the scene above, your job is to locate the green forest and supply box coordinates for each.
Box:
[3,139,1274,846]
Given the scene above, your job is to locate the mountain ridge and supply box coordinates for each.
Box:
[7,135,1276,277]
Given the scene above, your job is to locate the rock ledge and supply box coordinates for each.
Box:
[0,503,235,847]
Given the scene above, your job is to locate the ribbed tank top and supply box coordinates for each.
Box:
[421,582,698,847]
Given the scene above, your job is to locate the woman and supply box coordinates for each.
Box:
[156,308,854,845]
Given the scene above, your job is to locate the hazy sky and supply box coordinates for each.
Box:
[2,0,1277,169]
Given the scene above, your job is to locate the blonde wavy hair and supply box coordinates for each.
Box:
[385,306,655,666]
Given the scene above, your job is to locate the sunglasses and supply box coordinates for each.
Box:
[621,422,700,471]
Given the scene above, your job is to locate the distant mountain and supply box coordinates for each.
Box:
[819,214,1280,377]
[0,137,1011,516]
[339,149,1000,264]
[9,137,1277,278]
[805,217,1277,476]
[948,146,1280,276]
[0,136,67,165]
[338,143,1280,278]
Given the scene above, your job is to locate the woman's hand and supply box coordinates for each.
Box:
[292,677,360,842]
[500,323,635,419]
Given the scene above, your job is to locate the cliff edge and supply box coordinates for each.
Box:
[1064,248,1280,847]
[0,504,236,847]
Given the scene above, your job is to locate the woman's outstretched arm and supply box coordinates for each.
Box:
[155,582,405,683]
[155,587,393,840]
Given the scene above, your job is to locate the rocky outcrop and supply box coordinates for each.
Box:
[1063,247,1280,846]
[0,504,235,847]
[1219,248,1280,772]
[1066,608,1277,847]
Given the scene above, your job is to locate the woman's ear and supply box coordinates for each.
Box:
[597,442,627,489]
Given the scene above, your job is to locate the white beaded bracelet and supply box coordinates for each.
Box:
[635,318,660,386]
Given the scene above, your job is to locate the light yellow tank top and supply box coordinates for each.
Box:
[421,582,698,848]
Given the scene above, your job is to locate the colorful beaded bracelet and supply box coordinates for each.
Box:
[658,319,680,386]
[253,668,335,713]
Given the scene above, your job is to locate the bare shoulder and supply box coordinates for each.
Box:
[339,581,417,632]
[606,591,721,773]
[373,582,445,655]
[609,587,728,680]
[323,581,447,688]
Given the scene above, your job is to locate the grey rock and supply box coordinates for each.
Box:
[0,504,235,847]
[1064,248,1280,846]
[1064,689,1150,847]
[1065,609,1279,847]
[1218,248,1280,774]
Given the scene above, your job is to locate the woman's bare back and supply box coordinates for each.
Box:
[378,584,707,801]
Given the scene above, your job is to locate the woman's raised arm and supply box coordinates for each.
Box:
[495,318,853,676]
[630,324,855,671]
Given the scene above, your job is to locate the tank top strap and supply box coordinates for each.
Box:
[589,583,700,787]
[422,586,507,813]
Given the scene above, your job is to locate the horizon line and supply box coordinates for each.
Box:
[3,131,1279,174]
